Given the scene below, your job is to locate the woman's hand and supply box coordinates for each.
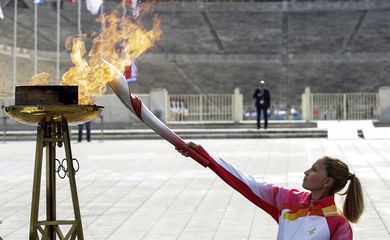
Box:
[176,142,199,157]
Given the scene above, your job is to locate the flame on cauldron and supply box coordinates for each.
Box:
[30,3,161,105]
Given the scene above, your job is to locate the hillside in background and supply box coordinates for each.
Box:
[1,0,390,111]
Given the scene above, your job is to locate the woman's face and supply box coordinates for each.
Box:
[302,158,330,192]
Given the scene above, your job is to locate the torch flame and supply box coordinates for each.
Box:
[29,72,51,85]
[60,4,161,105]
[61,37,113,105]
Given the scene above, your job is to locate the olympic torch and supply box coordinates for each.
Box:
[103,60,210,167]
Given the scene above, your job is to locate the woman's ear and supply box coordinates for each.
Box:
[324,177,335,189]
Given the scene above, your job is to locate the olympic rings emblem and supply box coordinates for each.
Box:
[55,158,80,179]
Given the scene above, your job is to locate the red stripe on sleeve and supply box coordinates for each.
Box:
[194,146,280,222]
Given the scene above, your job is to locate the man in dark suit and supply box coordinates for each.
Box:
[253,80,271,129]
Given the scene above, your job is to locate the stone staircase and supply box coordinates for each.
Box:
[0,121,326,141]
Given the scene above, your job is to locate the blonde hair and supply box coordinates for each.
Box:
[323,156,365,223]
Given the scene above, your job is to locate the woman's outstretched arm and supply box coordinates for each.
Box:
[177,142,293,222]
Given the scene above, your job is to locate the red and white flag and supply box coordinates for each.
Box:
[124,0,139,18]
[123,61,138,82]
[0,4,4,20]
[86,0,102,15]
[122,1,140,83]
[67,0,77,4]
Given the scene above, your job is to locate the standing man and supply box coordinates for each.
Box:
[78,121,91,142]
[253,80,271,129]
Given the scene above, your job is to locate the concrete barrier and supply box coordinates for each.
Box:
[379,86,390,123]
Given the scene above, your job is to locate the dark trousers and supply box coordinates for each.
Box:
[78,121,91,142]
[256,106,268,129]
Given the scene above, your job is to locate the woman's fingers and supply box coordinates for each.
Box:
[185,142,199,150]
[176,142,200,157]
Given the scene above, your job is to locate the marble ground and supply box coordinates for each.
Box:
[0,138,389,239]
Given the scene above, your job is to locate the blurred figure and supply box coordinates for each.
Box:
[78,121,91,142]
[169,97,178,121]
[178,97,189,121]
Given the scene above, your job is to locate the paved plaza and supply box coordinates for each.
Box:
[0,138,389,239]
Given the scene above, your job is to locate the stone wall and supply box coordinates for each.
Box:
[1,1,390,111]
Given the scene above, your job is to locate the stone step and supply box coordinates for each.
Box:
[1,120,316,131]
[0,128,326,141]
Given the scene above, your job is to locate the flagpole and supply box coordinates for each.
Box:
[0,2,4,20]
[100,0,106,31]
[122,0,127,17]
[34,1,38,74]
[56,0,60,84]
[12,0,18,96]
[78,0,82,36]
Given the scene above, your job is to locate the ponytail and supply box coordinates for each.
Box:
[340,174,365,223]
[323,157,365,223]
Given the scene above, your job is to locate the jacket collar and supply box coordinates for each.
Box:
[310,194,335,208]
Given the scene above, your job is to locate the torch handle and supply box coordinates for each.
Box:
[107,74,211,168]
[140,104,211,167]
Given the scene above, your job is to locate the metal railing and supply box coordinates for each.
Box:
[310,92,379,120]
[168,94,233,122]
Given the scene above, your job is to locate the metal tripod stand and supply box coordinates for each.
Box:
[29,117,83,240]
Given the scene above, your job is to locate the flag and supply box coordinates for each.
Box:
[86,0,102,15]
[33,0,45,4]
[131,0,139,18]
[0,4,3,20]
[124,0,139,18]
[67,0,77,4]
[123,61,138,82]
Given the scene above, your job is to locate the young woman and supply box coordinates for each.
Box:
[177,142,365,240]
